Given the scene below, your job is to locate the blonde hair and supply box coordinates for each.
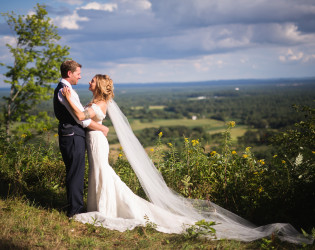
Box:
[92,74,114,103]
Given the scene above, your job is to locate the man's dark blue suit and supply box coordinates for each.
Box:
[53,82,86,217]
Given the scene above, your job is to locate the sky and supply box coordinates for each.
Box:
[1,0,315,85]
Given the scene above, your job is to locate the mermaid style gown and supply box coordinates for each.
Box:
[75,104,195,233]
[74,102,313,244]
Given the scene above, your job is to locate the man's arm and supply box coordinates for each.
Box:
[58,86,109,135]
[88,120,109,136]
[58,88,91,127]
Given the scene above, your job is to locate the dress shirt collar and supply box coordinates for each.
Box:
[61,78,72,89]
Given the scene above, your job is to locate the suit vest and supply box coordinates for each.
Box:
[53,82,85,137]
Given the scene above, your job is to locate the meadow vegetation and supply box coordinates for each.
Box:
[0,80,314,248]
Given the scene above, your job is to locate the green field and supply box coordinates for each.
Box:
[128,118,222,131]
[131,105,165,110]
[105,118,248,144]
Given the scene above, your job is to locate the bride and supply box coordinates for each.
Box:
[62,74,312,244]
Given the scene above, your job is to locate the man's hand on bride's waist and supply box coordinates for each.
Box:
[102,125,109,137]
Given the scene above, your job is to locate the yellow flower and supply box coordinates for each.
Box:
[168,143,173,147]
[150,148,154,152]
[21,134,27,138]
[273,154,278,158]
[243,154,248,158]
[259,159,265,165]
[227,121,236,127]
[43,128,47,131]
[232,151,237,155]
[118,153,123,158]
[211,151,217,156]
[54,133,58,137]
[312,151,315,154]
[258,186,263,193]
[254,172,258,175]
[245,147,251,152]
[184,138,189,143]
[158,132,163,137]
[282,160,286,164]
[192,139,199,146]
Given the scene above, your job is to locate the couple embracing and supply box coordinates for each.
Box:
[53,60,312,244]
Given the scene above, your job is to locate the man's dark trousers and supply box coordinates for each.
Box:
[59,133,86,217]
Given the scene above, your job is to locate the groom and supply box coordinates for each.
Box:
[53,60,109,218]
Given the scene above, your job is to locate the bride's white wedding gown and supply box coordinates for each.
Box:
[75,104,195,233]
[74,102,313,244]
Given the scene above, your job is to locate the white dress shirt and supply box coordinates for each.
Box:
[57,79,91,128]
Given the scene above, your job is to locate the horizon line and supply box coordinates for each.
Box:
[0,76,315,89]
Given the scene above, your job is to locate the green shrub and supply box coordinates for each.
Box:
[0,129,65,195]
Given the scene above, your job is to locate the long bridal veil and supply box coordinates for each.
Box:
[107,100,313,244]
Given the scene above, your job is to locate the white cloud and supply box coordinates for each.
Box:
[279,48,307,62]
[27,10,36,16]
[130,0,152,11]
[53,10,89,30]
[81,2,118,12]
[56,0,84,5]
[0,36,16,62]
[0,36,16,46]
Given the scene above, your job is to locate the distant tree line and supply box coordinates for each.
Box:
[113,83,314,130]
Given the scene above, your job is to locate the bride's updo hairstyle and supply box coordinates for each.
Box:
[93,74,114,103]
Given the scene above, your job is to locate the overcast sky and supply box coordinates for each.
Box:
[1,0,315,85]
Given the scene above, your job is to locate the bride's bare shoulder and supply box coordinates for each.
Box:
[96,101,107,115]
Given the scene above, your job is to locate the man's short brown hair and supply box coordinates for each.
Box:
[60,60,82,78]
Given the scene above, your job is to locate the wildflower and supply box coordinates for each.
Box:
[184,138,189,143]
[273,155,278,158]
[54,133,58,137]
[294,153,303,166]
[242,154,248,158]
[168,143,173,147]
[118,153,123,158]
[245,147,251,152]
[21,134,27,138]
[43,128,47,131]
[158,132,163,137]
[282,160,286,164]
[227,121,236,127]
[192,139,199,146]
[254,172,258,175]
[231,151,237,155]
[211,151,217,156]
[312,151,315,154]
[258,186,263,193]
[259,159,265,165]
[150,148,154,152]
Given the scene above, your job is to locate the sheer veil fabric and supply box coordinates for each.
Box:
[75,100,313,244]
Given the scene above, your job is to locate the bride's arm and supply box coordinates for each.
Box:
[62,86,95,121]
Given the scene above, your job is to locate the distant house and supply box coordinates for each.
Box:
[235,87,239,91]
[197,96,206,100]
[192,115,197,120]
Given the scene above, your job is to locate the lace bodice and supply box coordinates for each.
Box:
[89,103,106,123]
